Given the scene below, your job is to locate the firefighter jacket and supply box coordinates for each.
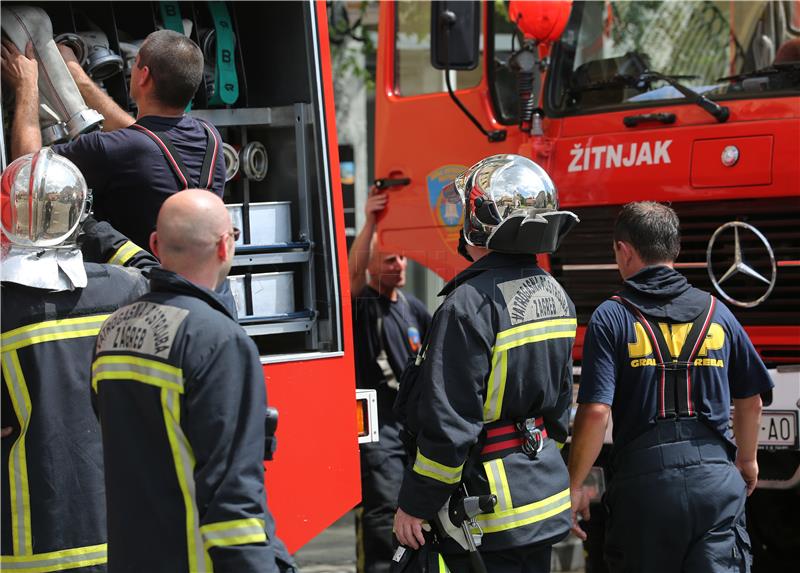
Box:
[395,252,575,553]
[78,216,158,270]
[91,268,281,573]
[1,259,151,572]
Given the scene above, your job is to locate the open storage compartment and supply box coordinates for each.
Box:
[0,1,344,361]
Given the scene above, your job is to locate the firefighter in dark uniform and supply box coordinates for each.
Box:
[2,29,226,251]
[569,201,773,573]
[348,188,432,573]
[1,149,155,572]
[393,155,580,572]
[91,189,293,573]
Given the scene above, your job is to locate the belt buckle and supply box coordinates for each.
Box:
[517,418,544,459]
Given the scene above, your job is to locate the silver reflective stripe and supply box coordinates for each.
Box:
[495,320,577,351]
[477,489,571,533]
[0,545,107,571]
[2,315,108,351]
[412,450,463,484]
[487,461,511,511]
[1,351,31,555]
[162,389,209,572]
[483,350,506,423]
[202,519,266,548]
[93,358,183,391]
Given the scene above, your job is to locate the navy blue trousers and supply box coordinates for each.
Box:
[604,420,751,573]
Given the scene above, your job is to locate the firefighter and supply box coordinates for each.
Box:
[393,155,580,572]
[1,29,225,251]
[348,188,432,573]
[568,202,773,573]
[1,149,154,572]
[91,189,293,573]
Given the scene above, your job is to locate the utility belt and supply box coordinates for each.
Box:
[612,417,733,476]
[481,417,547,461]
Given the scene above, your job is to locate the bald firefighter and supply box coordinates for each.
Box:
[393,155,580,572]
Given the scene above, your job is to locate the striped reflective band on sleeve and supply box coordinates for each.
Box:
[494,318,577,353]
[201,518,267,551]
[1,351,33,556]
[0,543,107,573]
[437,553,449,572]
[91,355,183,393]
[412,449,464,485]
[161,388,212,573]
[483,459,512,512]
[1,315,111,352]
[475,488,570,533]
[107,240,143,266]
[484,318,577,423]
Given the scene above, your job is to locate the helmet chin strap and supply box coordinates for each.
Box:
[458,230,474,262]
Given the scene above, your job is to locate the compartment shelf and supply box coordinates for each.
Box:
[189,105,301,128]
[240,310,316,336]
[232,241,311,266]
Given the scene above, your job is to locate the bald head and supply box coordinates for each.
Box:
[152,189,235,289]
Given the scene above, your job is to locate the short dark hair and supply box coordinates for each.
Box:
[137,30,203,108]
[613,201,681,264]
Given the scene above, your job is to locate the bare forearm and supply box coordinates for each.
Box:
[67,61,134,131]
[347,216,376,295]
[11,82,41,159]
[733,395,762,463]
[568,404,610,489]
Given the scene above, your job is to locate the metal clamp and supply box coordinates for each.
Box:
[517,419,544,458]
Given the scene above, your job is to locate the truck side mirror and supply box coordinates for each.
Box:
[430,0,481,71]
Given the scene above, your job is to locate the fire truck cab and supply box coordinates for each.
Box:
[375,0,799,567]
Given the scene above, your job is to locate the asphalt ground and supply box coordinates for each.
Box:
[293,511,586,573]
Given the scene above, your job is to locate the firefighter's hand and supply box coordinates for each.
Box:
[1,427,14,438]
[0,39,38,91]
[394,508,426,549]
[570,486,591,541]
[364,187,388,223]
[736,457,758,496]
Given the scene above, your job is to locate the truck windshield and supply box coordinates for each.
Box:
[547,0,800,115]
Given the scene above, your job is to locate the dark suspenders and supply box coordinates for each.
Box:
[612,294,717,419]
[128,119,220,190]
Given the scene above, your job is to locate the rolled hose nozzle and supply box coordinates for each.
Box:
[221,143,240,182]
[240,142,268,181]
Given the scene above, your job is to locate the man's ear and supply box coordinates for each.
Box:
[149,231,160,260]
[217,235,229,262]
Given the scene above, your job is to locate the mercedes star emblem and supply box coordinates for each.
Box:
[706,221,777,308]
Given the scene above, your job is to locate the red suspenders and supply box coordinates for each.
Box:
[128,118,219,190]
[612,295,717,418]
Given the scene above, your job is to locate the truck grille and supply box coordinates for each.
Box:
[551,198,800,328]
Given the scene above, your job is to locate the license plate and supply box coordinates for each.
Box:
[758,411,798,448]
[730,410,798,448]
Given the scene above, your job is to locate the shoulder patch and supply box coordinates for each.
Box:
[96,301,189,359]
[497,275,571,325]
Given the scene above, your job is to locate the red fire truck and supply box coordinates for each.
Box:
[0,0,374,554]
[374,0,799,566]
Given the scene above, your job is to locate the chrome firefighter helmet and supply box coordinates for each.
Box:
[1,148,88,248]
[444,154,578,254]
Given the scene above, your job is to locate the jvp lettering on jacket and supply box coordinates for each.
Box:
[568,140,672,173]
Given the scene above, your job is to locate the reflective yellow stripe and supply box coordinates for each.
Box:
[475,488,571,533]
[161,389,212,572]
[412,449,463,485]
[92,355,183,393]
[495,319,577,353]
[107,240,142,266]
[2,350,33,555]
[483,350,507,423]
[1,315,110,352]
[0,543,107,572]
[201,517,267,551]
[437,553,449,572]
[483,459,512,512]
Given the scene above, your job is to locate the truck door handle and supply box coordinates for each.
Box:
[623,112,676,128]
[374,177,411,190]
